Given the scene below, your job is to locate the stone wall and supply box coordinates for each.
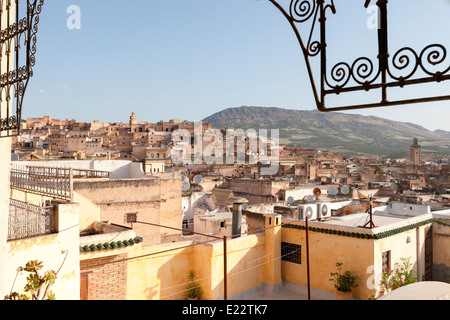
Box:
[74,173,182,246]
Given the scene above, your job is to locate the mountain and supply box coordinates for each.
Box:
[203,106,450,157]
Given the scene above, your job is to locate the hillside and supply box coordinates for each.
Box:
[203,106,450,157]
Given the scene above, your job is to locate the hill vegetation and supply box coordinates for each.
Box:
[203,106,450,158]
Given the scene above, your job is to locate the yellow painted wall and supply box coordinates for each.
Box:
[80,231,267,300]
[281,220,433,300]
[121,234,266,300]
[208,234,265,300]
[0,138,12,297]
[5,203,81,300]
[281,225,375,299]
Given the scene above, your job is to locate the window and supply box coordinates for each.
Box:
[281,242,301,264]
[382,250,391,270]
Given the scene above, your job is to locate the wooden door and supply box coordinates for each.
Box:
[424,226,433,281]
[80,273,89,300]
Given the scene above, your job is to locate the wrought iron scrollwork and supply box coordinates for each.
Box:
[0,0,44,137]
[270,0,450,112]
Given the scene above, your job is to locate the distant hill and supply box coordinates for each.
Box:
[203,106,450,157]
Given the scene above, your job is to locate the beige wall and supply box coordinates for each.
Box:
[74,174,182,246]
[433,219,450,282]
[281,218,433,300]
[0,138,11,296]
[0,1,15,295]
[5,202,81,300]
[281,224,376,299]
[123,233,266,300]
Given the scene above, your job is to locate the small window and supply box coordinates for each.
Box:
[281,242,301,264]
[220,221,225,228]
[382,250,391,270]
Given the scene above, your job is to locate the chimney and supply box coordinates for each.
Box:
[230,197,248,239]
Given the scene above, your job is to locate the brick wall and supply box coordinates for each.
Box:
[80,254,128,300]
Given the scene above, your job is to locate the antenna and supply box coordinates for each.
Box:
[359,195,377,229]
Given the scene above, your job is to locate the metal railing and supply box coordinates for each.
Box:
[8,199,55,241]
[10,165,73,201]
[10,165,111,201]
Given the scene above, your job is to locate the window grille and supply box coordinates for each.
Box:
[281,242,302,264]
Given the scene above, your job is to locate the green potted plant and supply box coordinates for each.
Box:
[329,262,358,300]
[379,257,418,296]
[185,270,201,300]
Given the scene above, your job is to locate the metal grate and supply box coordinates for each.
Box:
[270,0,450,112]
[8,198,54,241]
[281,242,302,264]
[0,0,44,137]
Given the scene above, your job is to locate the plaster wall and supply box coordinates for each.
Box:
[0,138,11,297]
[432,220,450,283]
[5,203,80,300]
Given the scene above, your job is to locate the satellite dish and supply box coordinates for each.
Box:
[193,175,203,184]
[181,181,191,192]
[438,197,443,203]
[444,199,448,203]
[328,186,338,196]
[313,188,321,198]
[306,195,315,203]
[181,174,186,182]
[341,186,350,195]
[287,196,295,204]
[242,203,249,210]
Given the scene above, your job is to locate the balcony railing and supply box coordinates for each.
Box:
[10,165,73,201]
[8,199,55,241]
[10,165,111,201]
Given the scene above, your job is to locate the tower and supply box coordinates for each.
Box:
[129,112,137,126]
[410,138,421,165]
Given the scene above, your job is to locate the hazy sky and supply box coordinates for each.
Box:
[24,0,450,131]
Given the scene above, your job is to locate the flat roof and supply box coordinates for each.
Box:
[283,212,433,238]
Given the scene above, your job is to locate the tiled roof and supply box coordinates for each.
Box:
[80,236,143,253]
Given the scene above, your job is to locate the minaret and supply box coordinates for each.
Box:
[130,112,137,126]
[410,137,421,165]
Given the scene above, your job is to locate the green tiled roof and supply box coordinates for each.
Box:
[80,236,144,253]
[282,219,434,240]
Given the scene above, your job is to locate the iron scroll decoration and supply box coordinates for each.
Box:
[269,0,450,112]
[0,0,44,137]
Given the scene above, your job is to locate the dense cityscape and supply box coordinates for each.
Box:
[1,0,450,305]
